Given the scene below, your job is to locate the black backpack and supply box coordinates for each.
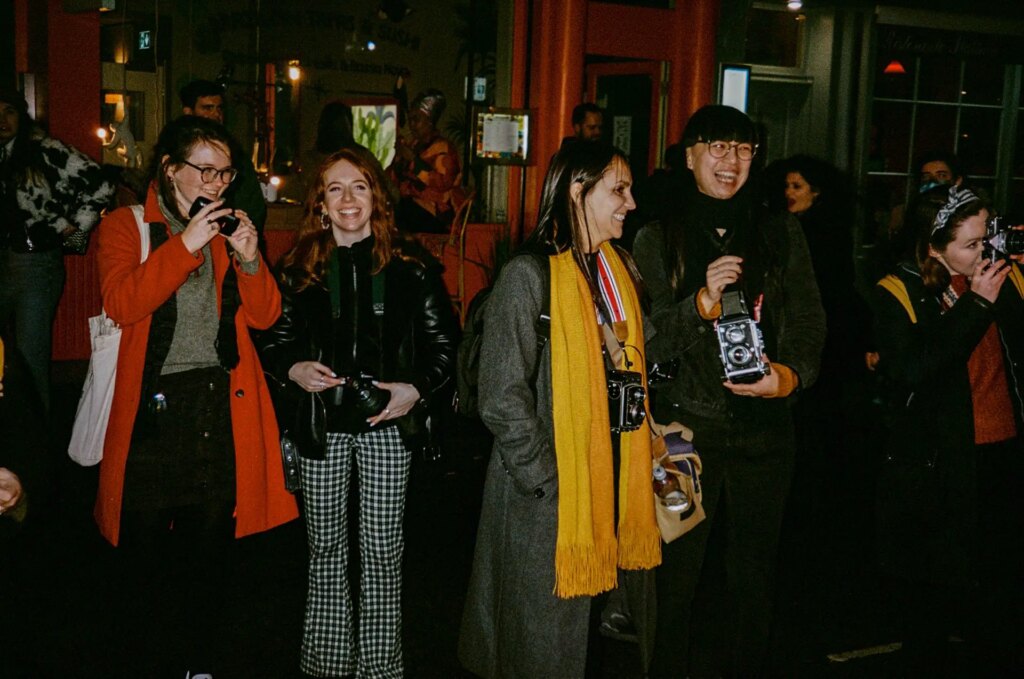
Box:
[454,252,550,418]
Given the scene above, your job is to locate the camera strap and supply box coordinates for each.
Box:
[328,252,385,319]
[593,250,632,370]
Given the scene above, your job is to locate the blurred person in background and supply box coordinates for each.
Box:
[0,87,114,412]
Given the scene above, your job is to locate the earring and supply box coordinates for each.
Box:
[320,209,331,230]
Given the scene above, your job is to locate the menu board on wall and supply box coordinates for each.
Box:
[472,108,533,165]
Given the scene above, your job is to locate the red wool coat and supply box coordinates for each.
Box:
[94,188,298,545]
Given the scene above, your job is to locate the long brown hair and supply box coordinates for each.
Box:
[150,115,236,222]
[917,196,987,294]
[282,146,395,290]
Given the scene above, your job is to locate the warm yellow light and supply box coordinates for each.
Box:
[269,176,282,187]
[288,61,301,82]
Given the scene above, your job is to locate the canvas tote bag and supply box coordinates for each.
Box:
[68,206,149,466]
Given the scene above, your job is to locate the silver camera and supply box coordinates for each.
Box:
[716,290,770,384]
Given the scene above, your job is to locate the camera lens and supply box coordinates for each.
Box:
[726,326,746,343]
[729,345,752,365]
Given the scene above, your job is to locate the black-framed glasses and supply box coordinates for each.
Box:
[700,140,758,161]
[183,160,238,184]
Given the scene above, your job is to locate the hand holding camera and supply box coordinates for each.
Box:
[185,196,260,262]
[365,380,420,427]
[971,257,1011,304]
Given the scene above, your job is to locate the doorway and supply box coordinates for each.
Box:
[586,60,668,180]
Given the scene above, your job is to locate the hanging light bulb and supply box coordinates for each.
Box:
[288,60,302,82]
[883,60,907,75]
[787,0,803,10]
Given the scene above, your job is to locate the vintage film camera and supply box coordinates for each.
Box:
[716,289,770,384]
[608,369,646,433]
[984,215,1024,262]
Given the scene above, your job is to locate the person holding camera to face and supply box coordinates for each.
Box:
[258,146,458,679]
[459,141,661,678]
[94,115,296,674]
[632,105,824,677]
[874,186,1024,673]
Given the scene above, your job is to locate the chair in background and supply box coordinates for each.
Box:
[444,191,475,324]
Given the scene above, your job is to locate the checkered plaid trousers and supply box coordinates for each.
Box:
[299,426,411,678]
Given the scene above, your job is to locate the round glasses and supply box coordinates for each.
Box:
[700,140,758,161]
[183,160,238,184]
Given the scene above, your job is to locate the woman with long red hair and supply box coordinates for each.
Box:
[259,146,458,678]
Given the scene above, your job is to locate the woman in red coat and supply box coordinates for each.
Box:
[94,115,298,675]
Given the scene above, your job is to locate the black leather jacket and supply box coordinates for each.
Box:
[258,236,458,456]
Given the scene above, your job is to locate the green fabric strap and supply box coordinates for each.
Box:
[328,251,385,319]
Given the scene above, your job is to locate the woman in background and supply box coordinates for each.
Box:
[0,87,114,411]
[388,88,465,233]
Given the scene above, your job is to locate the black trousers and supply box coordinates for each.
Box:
[115,366,238,677]
[649,433,794,678]
[896,437,1024,675]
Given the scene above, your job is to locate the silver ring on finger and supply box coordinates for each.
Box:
[384,408,391,415]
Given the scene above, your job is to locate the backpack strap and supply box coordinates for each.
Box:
[531,251,551,347]
[877,274,917,324]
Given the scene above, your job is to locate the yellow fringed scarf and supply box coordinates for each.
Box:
[549,243,662,599]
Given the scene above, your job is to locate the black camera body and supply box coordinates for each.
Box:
[716,290,770,384]
[607,369,646,433]
[188,195,241,236]
[345,374,391,417]
[984,215,1024,262]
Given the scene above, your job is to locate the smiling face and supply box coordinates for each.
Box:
[166,140,233,217]
[686,139,751,200]
[0,102,20,144]
[575,157,636,252]
[930,208,989,276]
[784,171,818,214]
[322,159,374,247]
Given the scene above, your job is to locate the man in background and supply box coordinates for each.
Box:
[572,102,604,142]
[179,80,267,235]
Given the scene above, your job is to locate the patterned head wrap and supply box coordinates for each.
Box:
[410,89,446,125]
[932,185,979,234]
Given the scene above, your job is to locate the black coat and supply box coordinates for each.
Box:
[632,211,825,444]
[873,262,1024,584]
[257,237,459,456]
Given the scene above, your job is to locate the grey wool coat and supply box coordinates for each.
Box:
[457,255,592,679]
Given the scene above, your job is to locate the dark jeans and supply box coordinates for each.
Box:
[0,249,65,412]
[649,433,795,678]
